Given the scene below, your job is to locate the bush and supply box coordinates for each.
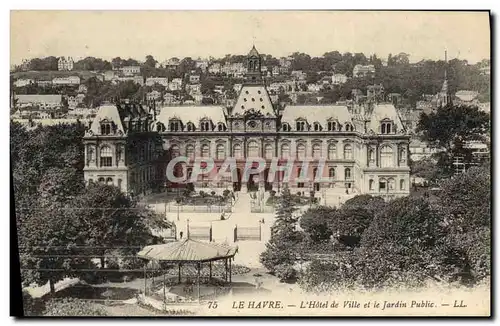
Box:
[22,290,44,316]
[43,298,107,316]
[211,191,216,196]
[199,191,206,197]
[275,264,297,283]
[223,189,231,198]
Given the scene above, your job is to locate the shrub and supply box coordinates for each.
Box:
[211,191,216,196]
[43,298,107,316]
[275,264,297,283]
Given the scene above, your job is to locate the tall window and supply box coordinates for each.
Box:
[380,146,394,168]
[217,123,225,131]
[328,144,337,159]
[296,121,306,131]
[100,122,112,135]
[170,120,180,131]
[216,144,225,160]
[399,147,407,163]
[314,122,321,131]
[381,121,393,134]
[247,141,259,157]
[201,121,211,131]
[100,146,112,167]
[312,143,321,159]
[186,144,195,159]
[233,144,242,159]
[328,167,335,178]
[345,123,354,131]
[388,178,395,190]
[282,123,291,132]
[186,123,195,132]
[344,168,351,180]
[343,144,353,159]
[87,146,95,163]
[327,121,337,131]
[264,144,273,159]
[171,145,180,158]
[296,143,306,159]
[201,144,210,158]
[281,143,290,159]
[369,179,374,190]
[400,179,405,190]
[369,148,375,162]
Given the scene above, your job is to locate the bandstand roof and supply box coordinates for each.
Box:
[137,239,238,263]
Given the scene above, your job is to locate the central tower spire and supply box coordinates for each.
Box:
[245,45,262,84]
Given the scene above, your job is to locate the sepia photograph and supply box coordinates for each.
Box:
[10,10,491,317]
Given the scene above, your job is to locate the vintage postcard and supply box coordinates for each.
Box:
[11,10,491,317]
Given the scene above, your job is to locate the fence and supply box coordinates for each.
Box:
[233,224,262,242]
[187,225,212,242]
[149,203,232,214]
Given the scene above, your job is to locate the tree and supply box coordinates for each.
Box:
[299,206,336,242]
[43,298,107,316]
[260,187,302,276]
[144,55,157,69]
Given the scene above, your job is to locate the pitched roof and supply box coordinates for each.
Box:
[248,45,260,57]
[89,104,125,134]
[137,239,238,262]
[281,105,353,125]
[156,105,226,125]
[367,103,405,133]
[231,85,275,117]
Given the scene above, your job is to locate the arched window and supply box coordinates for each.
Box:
[296,121,306,131]
[400,179,405,190]
[171,145,180,158]
[345,123,354,131]
[344,168,351,180]
[328,144,337,159]
[399,147,407,163]
[314,122,321,131]
[264,144,273,159]
[296,143,306,159]
[247,141,259,157]
[312,143,321,159]
[169,120,180,131]
[381,121,393,134]
[106,177,113,186]
[87,146,95,163]
[156,122,166,132]
[327,121,337,131]
[100,146,113,167]
[216,144,225,160]
[100,122,112,135]
[186,122,195,132]
[186,144,195,159]
[201,121,211,131]
[380,146,394,168]
[98,177,105,184]
[343,144,353,159]
[201,144,210,158]
[217,123,225,131]
[369,179,374,190]
[328,167,336,178]
[281,143,290,159]
[233,144,242,159]
[282,123,291,132]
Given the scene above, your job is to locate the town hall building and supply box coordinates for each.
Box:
[83,46,411,200]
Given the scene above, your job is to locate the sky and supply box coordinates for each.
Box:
[10,11,490,65]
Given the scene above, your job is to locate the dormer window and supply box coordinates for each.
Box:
[201,120,212,131]
[282,123,291,132]
[156,122,166,132]
[327,121,337,131]
[345,123,354,132]
[169,120,181,132]
[217,123,226,131]
[100,121,113,135]
[186,122,195,132]
[296,121,307,131]
[313,122,322,131]
[381,120,393,134]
